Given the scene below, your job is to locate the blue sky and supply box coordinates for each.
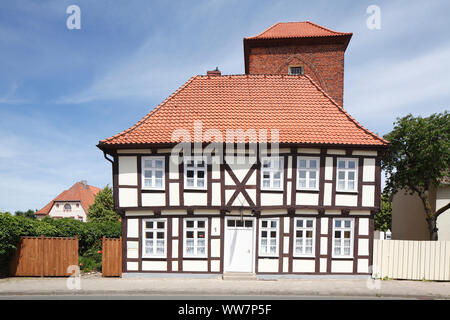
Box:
[0,0,449,212]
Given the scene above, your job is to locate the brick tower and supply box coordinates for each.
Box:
[243,21,352,106]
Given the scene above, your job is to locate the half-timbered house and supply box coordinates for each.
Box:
[97,21,388,278]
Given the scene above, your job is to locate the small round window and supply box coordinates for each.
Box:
[64,204,72,211]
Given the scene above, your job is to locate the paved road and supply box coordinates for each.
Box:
[0,275,448,299]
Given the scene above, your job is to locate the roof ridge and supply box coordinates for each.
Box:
[246,22,282,39]
[99,75,198,144]
[302,73,388,145]
[304,21,352,35]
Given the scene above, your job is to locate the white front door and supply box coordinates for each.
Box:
[224,217,255,272]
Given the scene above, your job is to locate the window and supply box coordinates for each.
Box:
[298,157,320,190]
[184,218,207,257]
[288,66,304,75]
[184,157,207,189]
[227,219,253,228]
[259,218,279,256]
[142,157,165,190]
[143,219,166,257]
[332,218,353,257]
[336,158,358,192]
[63,204,72,212]
[294,218,315,256]
[261,157,283,190]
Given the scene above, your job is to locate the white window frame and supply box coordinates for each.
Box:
[332,218,354,258]
[336,158,358,192]
[184,156,207,190]
[141,156,165,190]
[183,218,208,258]
[258,218,279,257]
[297,156,320,190]
[142,218,167,258]
[288,65,304,75]
[293,217,316,257]
[260,157,284,191]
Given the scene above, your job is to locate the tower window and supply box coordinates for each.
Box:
[288,66,304,75]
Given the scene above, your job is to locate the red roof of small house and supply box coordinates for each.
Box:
[35,182,101,216]
[98,74,387,147]
[245,21,353,40]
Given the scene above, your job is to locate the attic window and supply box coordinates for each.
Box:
[288,66,304,75]
[64,204,72,212]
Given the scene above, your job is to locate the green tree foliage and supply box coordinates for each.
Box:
[375,193,392,232]
[0,213,121,276]
[87,185,120,223]
[382,111,450,240]
[14,209,37,219]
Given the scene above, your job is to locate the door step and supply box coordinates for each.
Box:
[222,272,257,280]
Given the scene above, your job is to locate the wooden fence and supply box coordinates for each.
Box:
[102,236,122,277]
[9,236,78,277]
[373,240,450,281]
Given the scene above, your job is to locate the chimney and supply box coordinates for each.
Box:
[80,180,88,188]
[207,67,221,76]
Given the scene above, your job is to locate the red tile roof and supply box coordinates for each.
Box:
[35,182,101,216]
[245,21,352,40]
[99,74,387,147]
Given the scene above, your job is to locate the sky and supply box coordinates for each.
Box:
[0,0,449,213]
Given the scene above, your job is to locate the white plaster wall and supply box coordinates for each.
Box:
[119,188,138,207]
[283,257,289,272]
[327,149,346,155]
[142,261,167,271]
[362,158,376,182]
[283,237,289,254]
[352,150,377,156]
[292,259,315,272]
[183,192,207,206]
[169,155,179,179]
[357,259,369,273]
[320,237,328,255]
[211,239,221,257]
[358,218,369,236]
[118,156,137,186]
[141,192,165,206]
[325,157,333,180]
[258,259,279,272]
[169,183,180,206]
[126,210,154,216]
[320,258,327,273]
[362,185,375,207]
[172,218,179,237]
[172,261,178,271]
[211,260,220,272]
[335,194,357,206]
[323,183,332,206]
[246,189,257,205]
[127,262,138,271]
[172,240,178,258]
[183,260,208,272]
[260,192,283,206]
[296,192,319,206]
[127,219,139,237]
[358,239,369,256]
[212,183,221,205]
[212,156,221,179]
[297,148,320,154]
[211,218,220,236]
[320,218,328,235]
[331,260,353,273]
[127,241,139,259]
[283,217,290,233]
[48,201,87,221]
[287,156,292,179]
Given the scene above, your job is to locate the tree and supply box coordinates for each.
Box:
[375,193,392,232]
[14,209,37,219]
[87,185,120,222]
[382,111,450,240]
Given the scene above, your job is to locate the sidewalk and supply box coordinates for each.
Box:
[0,273,449,299]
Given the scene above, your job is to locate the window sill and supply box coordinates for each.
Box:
[258,255,279,259]
[260,189,284,193]
[296,189,320,193]
[183,189,208,193]
[293,255,315,259]
[183,255,208,259]
[141,189,165,193]
[141,255,167,259]
[331,255,354,259]
[335,191,358,195]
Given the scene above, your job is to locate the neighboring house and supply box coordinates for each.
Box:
[35,181,101,222]
[392,179,450,240]
[97,21,388,278]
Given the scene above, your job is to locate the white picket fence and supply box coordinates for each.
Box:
[372,240,450,281]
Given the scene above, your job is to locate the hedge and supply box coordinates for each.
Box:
[0,213,121,276]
